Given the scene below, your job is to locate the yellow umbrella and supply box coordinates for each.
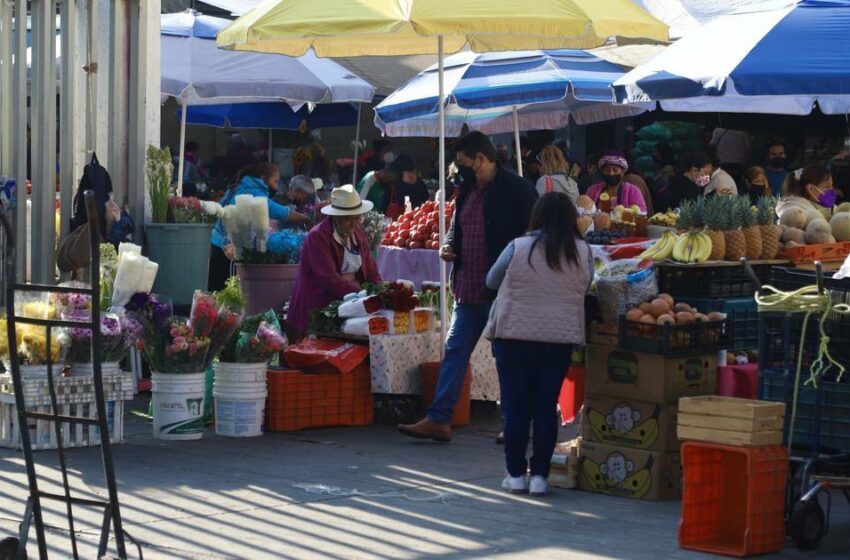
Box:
[218,0,668,345]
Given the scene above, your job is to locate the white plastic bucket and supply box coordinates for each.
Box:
[213,364,267,437]
[68,361,121,378]
[151,372,206,440]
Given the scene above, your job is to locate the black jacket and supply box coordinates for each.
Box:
[653,173,700,213]
[445,166,537,301]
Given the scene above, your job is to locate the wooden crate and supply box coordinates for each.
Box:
[549,437,580,489]
[678,396,785,447]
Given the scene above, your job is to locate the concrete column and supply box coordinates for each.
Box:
[13,0,28,280]
[0,2,12,174]
[109,0,130,206]
[60,0,84,243]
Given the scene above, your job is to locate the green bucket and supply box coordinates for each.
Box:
[145,223,213,306]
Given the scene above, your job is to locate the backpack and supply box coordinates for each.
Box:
[70,153,112,239]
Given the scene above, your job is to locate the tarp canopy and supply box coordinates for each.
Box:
[182,102,358,129]
[614,0,850,115]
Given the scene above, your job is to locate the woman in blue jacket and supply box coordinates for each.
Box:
[209,162,308,290]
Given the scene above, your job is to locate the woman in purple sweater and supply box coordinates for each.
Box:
[585,151,647,212]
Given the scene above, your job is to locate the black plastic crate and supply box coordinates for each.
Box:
[655,262,773,299]
[618,315,728,357]
[759,312,850,373]
[687,297,758,351]
[761,368,850,454]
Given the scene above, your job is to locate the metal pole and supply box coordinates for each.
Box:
[513,106,523,177]
[14,0,28,281]
[438,35,448,351]
[352,102,362,185]
[0,2,12,174]
[60,0,79,246]
[268,129,273,162]
[177,93,187,196]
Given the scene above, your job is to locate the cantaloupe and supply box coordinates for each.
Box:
[830,212,850,242]
[806,209,826,225]
[781,227,806,245]
[805,218,833,244]
[778,207,809,230]
[836,202,850,214]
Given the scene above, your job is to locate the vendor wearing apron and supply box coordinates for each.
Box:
[287,185,382,341]
[584,151,648,212]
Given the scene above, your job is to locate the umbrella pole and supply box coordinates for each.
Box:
[268,129,273,163]
[438,35,448,353]
[513,106,523,177]
[177,93,187,197]
[353,102,362,185]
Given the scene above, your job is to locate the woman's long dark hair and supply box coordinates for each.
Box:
[527,192,581,271]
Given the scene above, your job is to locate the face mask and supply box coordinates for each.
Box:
[603,174,621,187]
[452,163,476,188]
[696,174,711,188]
[749,183,766,195]
[817,188,837,208]
[383,152,395,164]
[769,157,786,168]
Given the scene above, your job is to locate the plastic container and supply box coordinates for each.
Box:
[68,361,121,378]
[213,362,268,437]
[618,315,728,357]
[151,372,207,440]
[679,442,787,557]
[686,297,758,351]
[145,223,213,306]
[420,362,471,427]
[778,241,850,264]
[655,262,773,299]
[558,364,585,425]
[236,263,299,315]
[716,365,759,400]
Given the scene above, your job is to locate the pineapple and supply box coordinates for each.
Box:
[723,196,747,261]
[703,196,727,261]
[677,198,704,232]
[756,196,782,259]
[742,198,763,261]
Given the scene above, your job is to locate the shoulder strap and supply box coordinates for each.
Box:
[545,175,554,193]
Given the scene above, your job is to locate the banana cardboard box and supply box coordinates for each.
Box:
[578,440,682,501]
[549,438,580,490]
[585,344,717,404]
[581,394,679,452]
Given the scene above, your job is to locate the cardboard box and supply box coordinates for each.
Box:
[582,394,679,452]
[678,396,785,447]
[578,440,682,501]
[550,438,580,489]
[585,345,717,404]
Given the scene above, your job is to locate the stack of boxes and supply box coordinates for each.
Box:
[578,339,718,500]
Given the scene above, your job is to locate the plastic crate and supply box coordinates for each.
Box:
[679,442,787,557]
[758,312,850,376]
[618,315,728,357]
[421,362,471,426]
[687,297,758,351]
[265,364,373,432]
[656,262,773,299]
[760,368,850,454]
[778,241,850,264]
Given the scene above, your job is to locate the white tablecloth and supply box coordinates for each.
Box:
[369,332,500,401]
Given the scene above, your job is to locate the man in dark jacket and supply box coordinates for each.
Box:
[398,131,537,442]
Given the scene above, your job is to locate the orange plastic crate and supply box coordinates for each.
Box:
[779,241,850,264]
[679,442,787,557]
[265,364,373,432]
[420,362,471,426]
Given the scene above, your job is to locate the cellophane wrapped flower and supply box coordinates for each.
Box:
[126,292,175,372]
[189,291,219,338]
[100,244,119,310]
[63,311,124,363]
[361,211,390,254]
[219,310,285,364]
[208,304,243,358]
[52,282,92,315]
[18,327,64,365]
[163,319,211,373]
[169,196,211,224]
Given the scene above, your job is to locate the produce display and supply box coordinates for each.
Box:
[620,294,727,354]
[624,294,724,328]
[648,210,679,228]
[778,200,850,248]
[382,200,454,250]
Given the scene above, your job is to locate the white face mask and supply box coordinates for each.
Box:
[383,151,395,164]
[696,174,711,188]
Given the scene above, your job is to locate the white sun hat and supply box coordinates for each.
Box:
[321,184,374,216]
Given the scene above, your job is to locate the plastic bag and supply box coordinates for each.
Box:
[596,259,657,325]
[283,338,369,374]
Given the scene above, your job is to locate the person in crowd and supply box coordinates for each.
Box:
[764,141,790,195]
[622,152,654,215]
[653,152,709,212]
[394,154,431,209]
[535,145,579,203]
[776,164,836,221]
[357,162,402,217]
[287,185,382,341]
[709,127,750,183]
[523,148,542,184]
[741,166,771,204]
[208,162,309,291]
[287,175,319,214]
[397,131,537,443]
[364,139,395,175]
[577,153,602,195]
[495,143,511,166]
[485,191,592,496]
[704,146,737,196]
[585,151,647,211]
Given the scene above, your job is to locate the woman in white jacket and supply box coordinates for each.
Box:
[534,146,579,204]
[485,191,593,496]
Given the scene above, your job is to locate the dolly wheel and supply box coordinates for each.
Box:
[0,537,25,560]
[788,500,826,550]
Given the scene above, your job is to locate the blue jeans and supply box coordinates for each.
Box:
[426,302,492,424]
[493,339,573,478]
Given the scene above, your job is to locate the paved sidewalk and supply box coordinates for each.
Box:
[1,396,847,559]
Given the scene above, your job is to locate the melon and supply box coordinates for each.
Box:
[577,215,593,234]
[830,212,850,242]
[781,227,806,245]
[778,207,809,230]
[836,202,850,214]
[805,218,832,245]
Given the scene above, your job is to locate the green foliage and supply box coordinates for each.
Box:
[147,145,173,223]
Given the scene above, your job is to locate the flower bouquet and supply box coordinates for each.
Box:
[62,310,142,365]
[169,196,214,224]
[100,244,119,311]
[111,246,159,308]
[218,310,286,364]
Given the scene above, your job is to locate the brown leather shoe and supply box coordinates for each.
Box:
[397,418,452,442]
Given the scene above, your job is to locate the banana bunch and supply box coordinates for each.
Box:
[648,210,678,227]
[672,231,712,263]
[638,231,679,261]
[580,456,653,499]
[586,407,660,449]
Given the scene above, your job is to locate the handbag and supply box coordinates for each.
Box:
[385,185,403,220]
[57,223,101,272]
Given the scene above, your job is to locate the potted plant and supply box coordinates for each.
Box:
[144,145,216,307]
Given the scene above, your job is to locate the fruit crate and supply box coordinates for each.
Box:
[618,315,728,357]
[265,363,373,432]
[686,297,758,351]
[778,241,850,264]
[679,442,787,557]
[655,262,775,299]
[760,368,850,455]
[758,312,850,377]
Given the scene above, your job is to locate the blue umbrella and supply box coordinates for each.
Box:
[614,0,850,114]
[181,102,359,129]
